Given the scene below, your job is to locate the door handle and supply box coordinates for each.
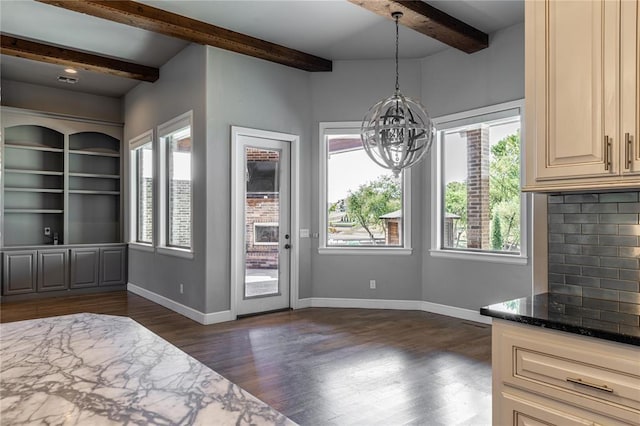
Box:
[284,244,291,249]
[626,132,632,170]
[604,135,612,171]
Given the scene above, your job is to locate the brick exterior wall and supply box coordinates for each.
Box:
[137,178,153,243]
[548,192,640,329]
[245,148,279,269]
[385,219,400,245]
[169,180,191,247]
[466,126,491,249]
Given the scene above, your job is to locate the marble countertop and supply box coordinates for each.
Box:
[0,313,296,425]
[480,292,640,346]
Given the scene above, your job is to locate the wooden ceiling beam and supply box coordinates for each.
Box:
[1,33,159,82]
[348,0,488,54]
[37,0,333,72]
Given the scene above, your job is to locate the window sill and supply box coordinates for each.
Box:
[429,249,528,265]
[318,247,413,255]
[156,246,194,259]
[128,242,154,253]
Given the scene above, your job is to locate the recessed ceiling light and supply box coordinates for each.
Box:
[64,68,78,74]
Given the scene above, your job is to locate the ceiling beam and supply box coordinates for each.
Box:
[1,33,159,82]
[37,0,333,72]
[348,0,488,54]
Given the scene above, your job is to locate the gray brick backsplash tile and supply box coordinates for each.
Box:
[620,291,640,304]
[619,269,640,281]
[548,203,581,214]
[583,288,620,303]
[601,311,639,326]
[599,192,638,203]
[548,214,565,224]
[564,214,598,224]
[549,223,581,234]
[549,191,640,303]
[549,313,583,326]
[548,273,565,284]
[581,224,618,235]
[550,283,583,296]
[565,275,600,287]
[565,234,598,245]
[582,318,620,333]
[618,247,640,257]
[565,255,599,266]
[618,224,640,235]
[565,194,599,203]
[549,293,583,306]
[581,266,619,279]
[549,243,582,254]
[549,264,581,275]
[600,256,639,269]
[564,305,601,319]
[581,203,618,213]
[582,245,618,256]
[620,325,640,337]
[598,235,639,247]
[598,213,639,224]
[600,279,639,292]
[620,302,640,315]
[618,202,640,213]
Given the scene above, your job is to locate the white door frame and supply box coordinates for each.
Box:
[230,126,300,318]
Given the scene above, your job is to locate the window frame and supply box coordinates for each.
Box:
[318,121,412,255]
[429,100,529,265]
[129,130,155,252]
[157,111,194,258]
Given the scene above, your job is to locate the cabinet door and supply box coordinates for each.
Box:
[2,251,37,295]
[531,0,619,180]
[70,248,99,288]
[499,392,604,426]
[99,247,126,286]
[37,249,68,292]
[622,0,640,174]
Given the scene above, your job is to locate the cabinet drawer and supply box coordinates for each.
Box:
[515,347,640,412]
[494,320,640,424]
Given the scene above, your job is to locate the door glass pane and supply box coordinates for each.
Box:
[167,128,191,248]
[136,142,153,244]
[245,147,281,298]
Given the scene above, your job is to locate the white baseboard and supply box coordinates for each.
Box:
[296,297,491,325]
[127,283,233,325]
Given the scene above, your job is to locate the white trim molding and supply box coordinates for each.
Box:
[128,283,232,325]
[297,297,492,325]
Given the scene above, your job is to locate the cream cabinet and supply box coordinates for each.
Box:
[524,0,640,191]
[492,320,640,426]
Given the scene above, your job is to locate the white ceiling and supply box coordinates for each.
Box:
[0,0,524,98]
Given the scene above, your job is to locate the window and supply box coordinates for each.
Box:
[129,131,153,246]
[431,100,527,263]
[158,112,193,253]
[319,122,412,254]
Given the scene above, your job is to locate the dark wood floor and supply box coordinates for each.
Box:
[0,291,492,425]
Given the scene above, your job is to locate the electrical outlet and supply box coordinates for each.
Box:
[179,284,184,294]
[369,279,376,289]
[44,227,51,236]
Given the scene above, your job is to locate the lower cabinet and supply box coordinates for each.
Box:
[70,248,100,288]
[2,250,37,295]
[1,244,127,296]
[37,249,68,292]
[492,319,640,426]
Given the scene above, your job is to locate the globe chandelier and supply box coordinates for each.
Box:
[361,11,435,177]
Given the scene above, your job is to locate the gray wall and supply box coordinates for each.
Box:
[204,47,313,312]
[124,44,208,312]
[309,59,424,300]
[420,22,531,310]
[1,79,122,122]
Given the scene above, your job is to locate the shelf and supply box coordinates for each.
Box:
[4,143,64,153]
[4,187,64,193]
[4,169,64,176]
[69,190,120,195]
[68,172,120,179]
[4,209,64,214]
[69,149,120,158]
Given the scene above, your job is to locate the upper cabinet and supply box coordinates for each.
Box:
[524,0,640,191]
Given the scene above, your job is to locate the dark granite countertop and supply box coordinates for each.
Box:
[480,292,640,346]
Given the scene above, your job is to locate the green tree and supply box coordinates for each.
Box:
[491,214,503,250]
[346,175,401,242]
[444,181,467,223]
